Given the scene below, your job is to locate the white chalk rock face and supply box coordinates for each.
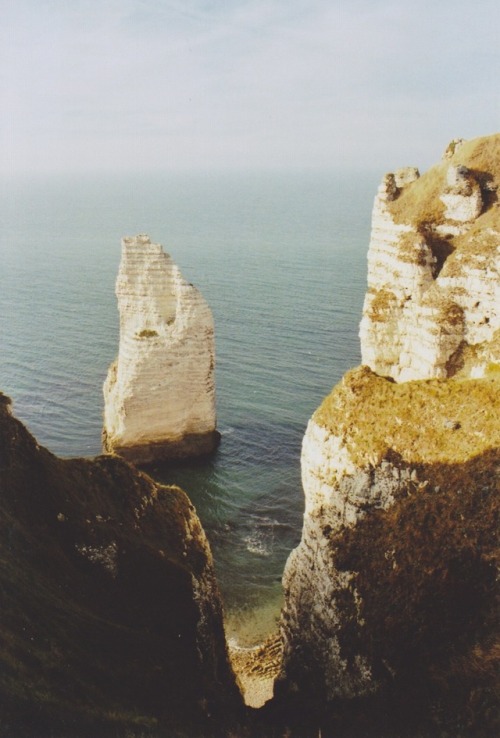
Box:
[103,235,219,463]
[278,369,408,701]
[359,134,500,381]
[277,135,500,707]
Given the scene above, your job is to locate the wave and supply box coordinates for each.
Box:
[244,531,272,557]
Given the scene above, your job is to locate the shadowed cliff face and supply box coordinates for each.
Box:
[335,450,499,703]
[0,393,239,736]
[278,369,500,689]
[278,439,499,736]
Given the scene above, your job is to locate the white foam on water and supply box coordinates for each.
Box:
[244,530,272,556]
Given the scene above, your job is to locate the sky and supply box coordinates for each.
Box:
[1,0,499,175]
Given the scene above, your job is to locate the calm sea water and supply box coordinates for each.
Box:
[0,170,377,644]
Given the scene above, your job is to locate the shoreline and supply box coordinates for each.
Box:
[228,633,283,709]
[223,588,284,645]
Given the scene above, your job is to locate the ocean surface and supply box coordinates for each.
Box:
[0,170,378,644]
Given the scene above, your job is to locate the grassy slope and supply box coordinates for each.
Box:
[314,365,500,468]
[310,369,499,736]
[0,393,237,735]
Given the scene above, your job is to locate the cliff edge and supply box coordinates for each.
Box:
[103,234,219,464]
[277,135,500,737]
[0,393,239,735]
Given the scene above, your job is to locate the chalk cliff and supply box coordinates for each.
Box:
[277,135,500,736]
[103,234,218,464]
[0,393,239,734]
[359,135,500,381]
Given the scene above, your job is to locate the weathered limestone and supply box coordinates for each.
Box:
[440,164,483,224]
[103,235,219,463]
[359,134,500,381]
[277,136,500,724]
[278,366,500,705]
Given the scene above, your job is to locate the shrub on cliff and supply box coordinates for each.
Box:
[336,451,499,736]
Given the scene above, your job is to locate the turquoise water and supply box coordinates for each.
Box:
[0,171,377,643]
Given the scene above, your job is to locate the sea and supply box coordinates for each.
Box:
[0,170,378,646]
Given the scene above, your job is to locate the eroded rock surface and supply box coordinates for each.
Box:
[103,234,218,463]
[359,134,500,381]
[277,136,500,736]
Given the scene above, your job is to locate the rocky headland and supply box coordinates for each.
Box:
[103,234,219,464]
[276,134,500,737]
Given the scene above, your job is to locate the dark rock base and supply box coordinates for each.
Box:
[103,429,221,465]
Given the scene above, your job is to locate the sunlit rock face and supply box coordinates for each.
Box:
[103,235,218,463]
[277,137,500,732]
[359,134,500,381]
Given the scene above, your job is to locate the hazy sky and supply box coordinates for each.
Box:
[1,0,499,175]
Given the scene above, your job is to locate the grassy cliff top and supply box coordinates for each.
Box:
[313,366,500,468]
[387,133,500,231]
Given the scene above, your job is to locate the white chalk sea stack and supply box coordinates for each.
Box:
[103,234,219,463]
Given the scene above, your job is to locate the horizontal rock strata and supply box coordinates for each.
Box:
[359,134,500,381]
[103,234,218,463]
[277,135,500,735]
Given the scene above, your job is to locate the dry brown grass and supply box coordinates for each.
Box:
[389,161,448,226]
[388,133,500,230]
[313,366,500,468]
[452,134,500,175]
